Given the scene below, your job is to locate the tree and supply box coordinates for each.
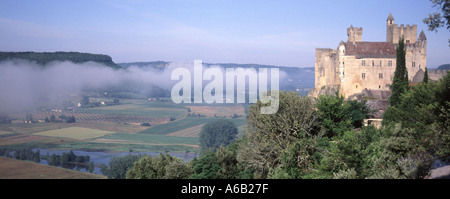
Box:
[105,154,142,179]
[318,126,382,179]
[163,158,193,179]
[423,0,450,45]
[50,114,56,122]
[126,154,188,179]
[190,152,221,179]
[216,146,239,179]
[316,92,352,137]
[80,96,90,106]
[66,116,76,123]
[389,37,408,107]
[346,99,373,128]
[113,98,120,104]
[88,162,95,173]
[61,150,77,163]
[363,124,431,179]
[199,119,238,151]
[424,67,429,83]
[34,149,40,163]
[237,91,323,178]
[383,72,450,163]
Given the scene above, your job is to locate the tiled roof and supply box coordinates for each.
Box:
[345,42,396,58]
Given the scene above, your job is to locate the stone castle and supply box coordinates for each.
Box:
[309,13,442,99]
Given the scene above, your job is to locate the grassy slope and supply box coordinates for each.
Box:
[0,157,106,179]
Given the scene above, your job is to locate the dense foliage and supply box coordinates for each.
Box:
[199,119,238,151]
[125,154,192,179]
[101,154,143,179]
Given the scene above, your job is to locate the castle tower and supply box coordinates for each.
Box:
[347,25,363,43]
[418,30,427,69]
[386,13,417,44]
[386,13,395,43]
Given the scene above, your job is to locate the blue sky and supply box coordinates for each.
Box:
[0,0,448,67]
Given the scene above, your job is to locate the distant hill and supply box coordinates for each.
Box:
[0,51,121,69]
[118,61,315,95]
[437,64,450,70]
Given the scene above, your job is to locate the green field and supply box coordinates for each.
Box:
[139,117,218,135]
[76,103,187,119]
[33,127,115,140]
[0,130,14,136]
[96,133,200,146]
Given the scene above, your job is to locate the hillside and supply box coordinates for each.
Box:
[0,51,121,69]
[437,64,450,70]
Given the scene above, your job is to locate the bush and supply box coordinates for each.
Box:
[141,122,151,127]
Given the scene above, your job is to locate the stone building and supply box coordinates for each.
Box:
[309,13,428,98]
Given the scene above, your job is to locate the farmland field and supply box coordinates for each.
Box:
[0,134,53,146]
[167,124,204,137]
[94,133,200,148]
[186,105,245,117]
[2,99,248,154]
[138,117,217,135]
[33,127,115,140]
[0,130,15,137]
[76,103,187,119]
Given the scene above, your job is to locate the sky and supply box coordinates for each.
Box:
[0,0,449,68]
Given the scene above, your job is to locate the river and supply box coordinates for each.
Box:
[32,148,198,176]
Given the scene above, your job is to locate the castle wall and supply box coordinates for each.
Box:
[315,48,338,89]
[429,70,449,81]
[387,24,417,44]
[340,57,396,98]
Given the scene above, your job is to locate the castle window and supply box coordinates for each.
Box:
[362,73,366,80]
[372,60,375,66]
[362,60,366,66]
[412,62,416,67]
[388,61,393,66]
[406,40,410,44]
[356,85,358,88]
[379,73,383,79]
[380,60,382,67]
[379,85,381,89]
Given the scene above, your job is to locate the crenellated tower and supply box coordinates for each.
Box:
[347,25,363,43]
[386,13,417,44]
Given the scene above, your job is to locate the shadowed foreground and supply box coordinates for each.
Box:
[0,157,106,179]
